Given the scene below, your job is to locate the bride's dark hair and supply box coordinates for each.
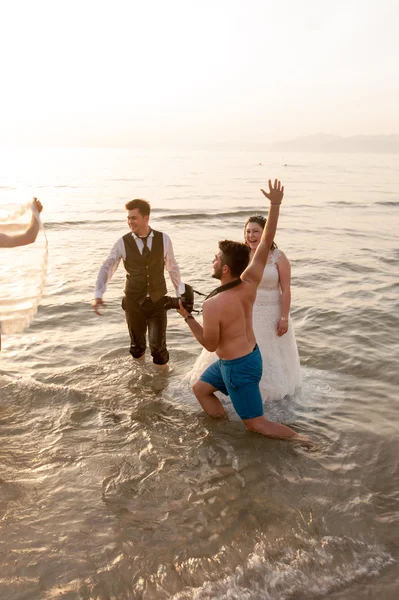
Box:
[244,215,277,250]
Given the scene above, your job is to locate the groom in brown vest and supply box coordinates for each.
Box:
[92,199,183,369]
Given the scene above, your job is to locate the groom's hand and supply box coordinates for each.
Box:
[261,179,284,205]
[92,298,106,316]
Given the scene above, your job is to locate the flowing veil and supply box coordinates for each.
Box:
[0,200,48,339]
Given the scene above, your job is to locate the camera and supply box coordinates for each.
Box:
[164,283,194,313]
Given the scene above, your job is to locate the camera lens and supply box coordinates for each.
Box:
[164,296,180,310]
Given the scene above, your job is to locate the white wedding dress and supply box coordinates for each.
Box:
[189,248,302,410]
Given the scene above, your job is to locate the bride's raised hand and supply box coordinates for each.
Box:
[261,179,284,206]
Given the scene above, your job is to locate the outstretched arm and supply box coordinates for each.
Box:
[241,179,284,286]
[0,198,43,248]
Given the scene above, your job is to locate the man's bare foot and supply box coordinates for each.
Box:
[133,354,145,362]
[291,434,313,449]
[154,363,169,372]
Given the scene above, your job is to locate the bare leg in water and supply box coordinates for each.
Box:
[243,416,312,448]
[192,380,226,418]
[192,380,312,447]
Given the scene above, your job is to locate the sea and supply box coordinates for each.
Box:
[0,147,398,600]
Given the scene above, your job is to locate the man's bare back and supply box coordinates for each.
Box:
[203,282,257,360]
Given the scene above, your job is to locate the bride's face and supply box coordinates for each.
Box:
[245,223,264,252]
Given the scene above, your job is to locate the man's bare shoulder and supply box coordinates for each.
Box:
[203,295,223,309]
[204,283,255,308]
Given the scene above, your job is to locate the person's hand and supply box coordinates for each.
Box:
[176,299,189,319]
[261,179,284,205]
[92,298,106,316]
[32,198,43,213]
[277,318,288,337]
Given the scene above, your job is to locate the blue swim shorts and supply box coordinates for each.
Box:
[200,345,263,420]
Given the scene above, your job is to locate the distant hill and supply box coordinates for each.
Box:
[266,134,399,153]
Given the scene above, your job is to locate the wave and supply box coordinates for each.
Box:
[328,200,368,208]
[158,209,261,221]
[44,220,120,229]
[378,256,399,267]
[43,208,270,229]
[169,534,393,600]
[165,184,194,188]
[334,260,376,274]
[376,200,399,207]
[108,178,143,182]
[53,185,81,189]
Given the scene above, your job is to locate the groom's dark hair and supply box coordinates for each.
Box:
[125,199,151,217]
[219,240,250,278]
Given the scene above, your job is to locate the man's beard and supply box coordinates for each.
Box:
[212,265,223,280]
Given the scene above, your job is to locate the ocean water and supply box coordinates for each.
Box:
[0,148,398,600]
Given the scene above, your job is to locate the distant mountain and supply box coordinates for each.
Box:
[266,134,399,153]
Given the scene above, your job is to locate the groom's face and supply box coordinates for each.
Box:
[212,251,224,280]
[127,208,149,236]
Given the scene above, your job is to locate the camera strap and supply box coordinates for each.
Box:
[192,288,207,297]
[205,278,242,300]
[184,280,241,315]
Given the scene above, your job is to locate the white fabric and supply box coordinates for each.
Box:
[94,231,183,298]
[0,201,48,335]
[189,248,302,404]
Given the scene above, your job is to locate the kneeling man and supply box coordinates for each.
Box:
[177,180,311,446]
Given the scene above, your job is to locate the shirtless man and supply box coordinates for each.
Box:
[177,180,311,446]
[0,198,43,248]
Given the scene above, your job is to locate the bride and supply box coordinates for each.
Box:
[190,214,301,406]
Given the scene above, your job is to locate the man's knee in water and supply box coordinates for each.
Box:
[192,380,225,418]
[192,379,210,398]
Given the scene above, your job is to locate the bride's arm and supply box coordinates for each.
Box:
[276,251,291,336]
[241,180,283,286]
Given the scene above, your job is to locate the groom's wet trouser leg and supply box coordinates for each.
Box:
[122,296,147,359]
[122,296,169,365]
[146,297,169,365]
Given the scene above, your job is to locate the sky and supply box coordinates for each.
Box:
[1,0,398,147]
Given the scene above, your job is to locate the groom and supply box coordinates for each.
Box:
[177,180,311,446]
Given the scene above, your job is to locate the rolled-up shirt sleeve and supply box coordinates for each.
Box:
[94,238,125,298]
[163,233,184,295]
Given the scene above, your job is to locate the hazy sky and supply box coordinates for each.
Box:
[1,0,398,147]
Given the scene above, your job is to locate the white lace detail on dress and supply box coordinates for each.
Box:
[258,248,281,292]
[268,247,281,265]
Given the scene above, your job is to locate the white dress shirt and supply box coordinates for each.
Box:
[95,230,184,299]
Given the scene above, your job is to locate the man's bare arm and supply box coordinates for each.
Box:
[241,179,284,286]
[176,300,220,352]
